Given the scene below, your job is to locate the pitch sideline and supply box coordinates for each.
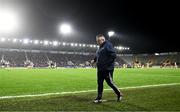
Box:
[0,83,180,99]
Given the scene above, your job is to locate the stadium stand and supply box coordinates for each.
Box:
[0,48,179,68]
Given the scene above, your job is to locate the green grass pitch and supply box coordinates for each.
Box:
[0,68,180,111]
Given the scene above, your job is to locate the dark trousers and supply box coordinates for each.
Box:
[97,70,121,99]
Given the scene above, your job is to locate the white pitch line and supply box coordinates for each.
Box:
[0,83,180,100]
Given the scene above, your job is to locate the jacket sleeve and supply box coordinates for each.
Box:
[106,42,116,60]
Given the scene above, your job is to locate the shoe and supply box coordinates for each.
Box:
[117,93,123,102]
[93,98,102,103]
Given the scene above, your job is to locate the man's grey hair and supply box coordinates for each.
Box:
[96,34,105,39]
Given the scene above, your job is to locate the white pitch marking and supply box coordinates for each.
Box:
[0,83,180,100]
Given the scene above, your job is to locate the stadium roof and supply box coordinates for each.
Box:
[0,37,130,52]
[0,0,179,53]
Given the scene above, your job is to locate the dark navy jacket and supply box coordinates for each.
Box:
[94,40,116,71]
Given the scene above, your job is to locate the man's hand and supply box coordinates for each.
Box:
[91,60,95,64]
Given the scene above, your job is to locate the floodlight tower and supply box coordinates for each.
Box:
[59,23,72,35]
[108,31,115,37]
[0,8,19,34]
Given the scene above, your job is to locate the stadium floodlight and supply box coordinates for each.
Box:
[82,44,86,47]
[62,42,66,46]
[74,43,77,46]
[59,23,72,34]
[7,38,11,41]
[0,37,5,42]
[79,44,82,47]
[44,40,49,45]
[49,42,52,45]
[0,9,19,34]
[53,41,58,46]
[70,43,74,46]
[23,39,29,44]
[13,38,17,43]
[90,45,93,47]
[93,45,96,48]
[108,31,115,37]
[155,53,159,56]
[40,41,43,44]
[34,40,39,44]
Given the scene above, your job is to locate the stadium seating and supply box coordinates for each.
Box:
[0,49,179,68]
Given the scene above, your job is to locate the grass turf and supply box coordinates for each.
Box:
[0,68,180,111]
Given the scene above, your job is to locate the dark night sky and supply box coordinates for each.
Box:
[0,0,179,53]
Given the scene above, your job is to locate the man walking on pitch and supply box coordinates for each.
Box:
[91,34,123,103]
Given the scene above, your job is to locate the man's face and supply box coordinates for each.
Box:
[96,36,105,45]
